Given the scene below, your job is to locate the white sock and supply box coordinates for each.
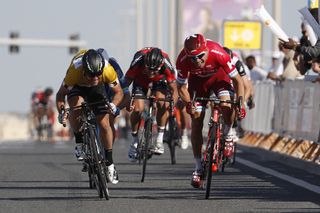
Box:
[182,128,188,137]
[156,126,165,144]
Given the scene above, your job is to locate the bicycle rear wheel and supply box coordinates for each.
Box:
[88,125,110,200]
[141,118,152,182]
[205,123,217,199]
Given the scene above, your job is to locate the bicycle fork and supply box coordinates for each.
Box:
[206,109,222,173]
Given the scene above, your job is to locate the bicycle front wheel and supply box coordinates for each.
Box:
[205,123,218,199]
[167,116,177,165]
[88,125,110,200]
[141,118,152,182]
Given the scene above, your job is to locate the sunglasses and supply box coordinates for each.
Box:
[85,71,102,78]
[189,52,206,61]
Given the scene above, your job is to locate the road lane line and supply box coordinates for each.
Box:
[237,157,320,194]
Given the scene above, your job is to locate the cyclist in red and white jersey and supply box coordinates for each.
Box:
[124,47,178,162]
[176,34,245,188]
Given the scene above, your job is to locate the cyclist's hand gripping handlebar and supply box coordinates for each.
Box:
[58,105,69,127]
[237,96,246,120]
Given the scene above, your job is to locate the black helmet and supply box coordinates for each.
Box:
[223,47,233,59]
[144,48,165,71]
[82,49,105,76]
[44,87,53,96]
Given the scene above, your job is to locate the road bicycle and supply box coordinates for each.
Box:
[195,97,241,199]
[132,94,171,182]
[62,100,111,200]
[163,95,180,165]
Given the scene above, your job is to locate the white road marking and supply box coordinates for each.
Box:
[237,157,320,194]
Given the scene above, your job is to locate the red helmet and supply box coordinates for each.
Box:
[184,34,207,56]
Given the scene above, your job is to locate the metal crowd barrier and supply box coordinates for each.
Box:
[242,80,320,142]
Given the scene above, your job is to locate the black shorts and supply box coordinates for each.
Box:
[67,84,108,115]
[132,80,170,96]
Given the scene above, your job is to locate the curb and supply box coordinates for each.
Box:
[238,132,320,176]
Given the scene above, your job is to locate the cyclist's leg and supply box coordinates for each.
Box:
[128,84,147,161]
[153,82,170,154]
[67,86,86,160]
[188,77,208,188]
[105,84,131,142]
[176,99,190,149]
[89,84,119,184]
[215,82,236,158]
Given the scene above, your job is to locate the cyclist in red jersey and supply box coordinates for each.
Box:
[176,34,245,188]
[124,47,178,162]
[31,87,55,141]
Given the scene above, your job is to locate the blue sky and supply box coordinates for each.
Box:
[0,0,310,113]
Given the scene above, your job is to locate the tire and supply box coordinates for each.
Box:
[88,165,95,189]
[167,116,177,165]
[205,123,217,199]
[88,125,109,200]
[141,118,152,182]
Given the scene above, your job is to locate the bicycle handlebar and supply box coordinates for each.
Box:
[64,99,111,112]
[195,97,240,108]
[131,94,172,103]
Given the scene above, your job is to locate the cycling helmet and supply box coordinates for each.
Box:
[82,49,105,76]
[44,87,53,96]
[223,47,233,59]
[144,48,165,71]
[184,34,207,56]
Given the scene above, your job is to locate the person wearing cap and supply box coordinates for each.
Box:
[55,48,123,184]
[176,34,245,188]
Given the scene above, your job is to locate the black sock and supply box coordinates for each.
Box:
[104,149,113,166]
[74,132,83,144]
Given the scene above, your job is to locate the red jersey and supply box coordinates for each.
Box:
[31,91,45,105]
[176,40,238,85]
[125,47,176,89]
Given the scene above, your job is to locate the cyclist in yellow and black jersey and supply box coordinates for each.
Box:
[56,48,123,184]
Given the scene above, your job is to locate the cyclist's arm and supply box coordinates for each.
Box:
[110,82,123,107]
[231,74,245,107]
[177,83,191,104]
[242,75,251,102]
[56,82,69,113]
[123,76,133,89]
[168,81,179,104]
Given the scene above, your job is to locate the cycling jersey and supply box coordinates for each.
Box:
[125,47,177,90]
[176,40,237,98]
[63,49,119,89]
[176,40,237,84]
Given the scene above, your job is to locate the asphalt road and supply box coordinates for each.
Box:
[0,138,319,213]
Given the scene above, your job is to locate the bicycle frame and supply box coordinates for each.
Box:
[164,97,180,165]
[64,100,110,200]
[131,94,171,182]
[195,97,239,199]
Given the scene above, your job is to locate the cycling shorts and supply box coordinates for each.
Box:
[67,84,108,115]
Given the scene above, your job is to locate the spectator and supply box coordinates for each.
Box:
[281,8,319,73]
[280,43,304,80]
[245,55,268,82]
[311,57,320,83]
[267,51,284,80]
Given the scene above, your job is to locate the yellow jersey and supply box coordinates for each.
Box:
[63,49,119,89]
